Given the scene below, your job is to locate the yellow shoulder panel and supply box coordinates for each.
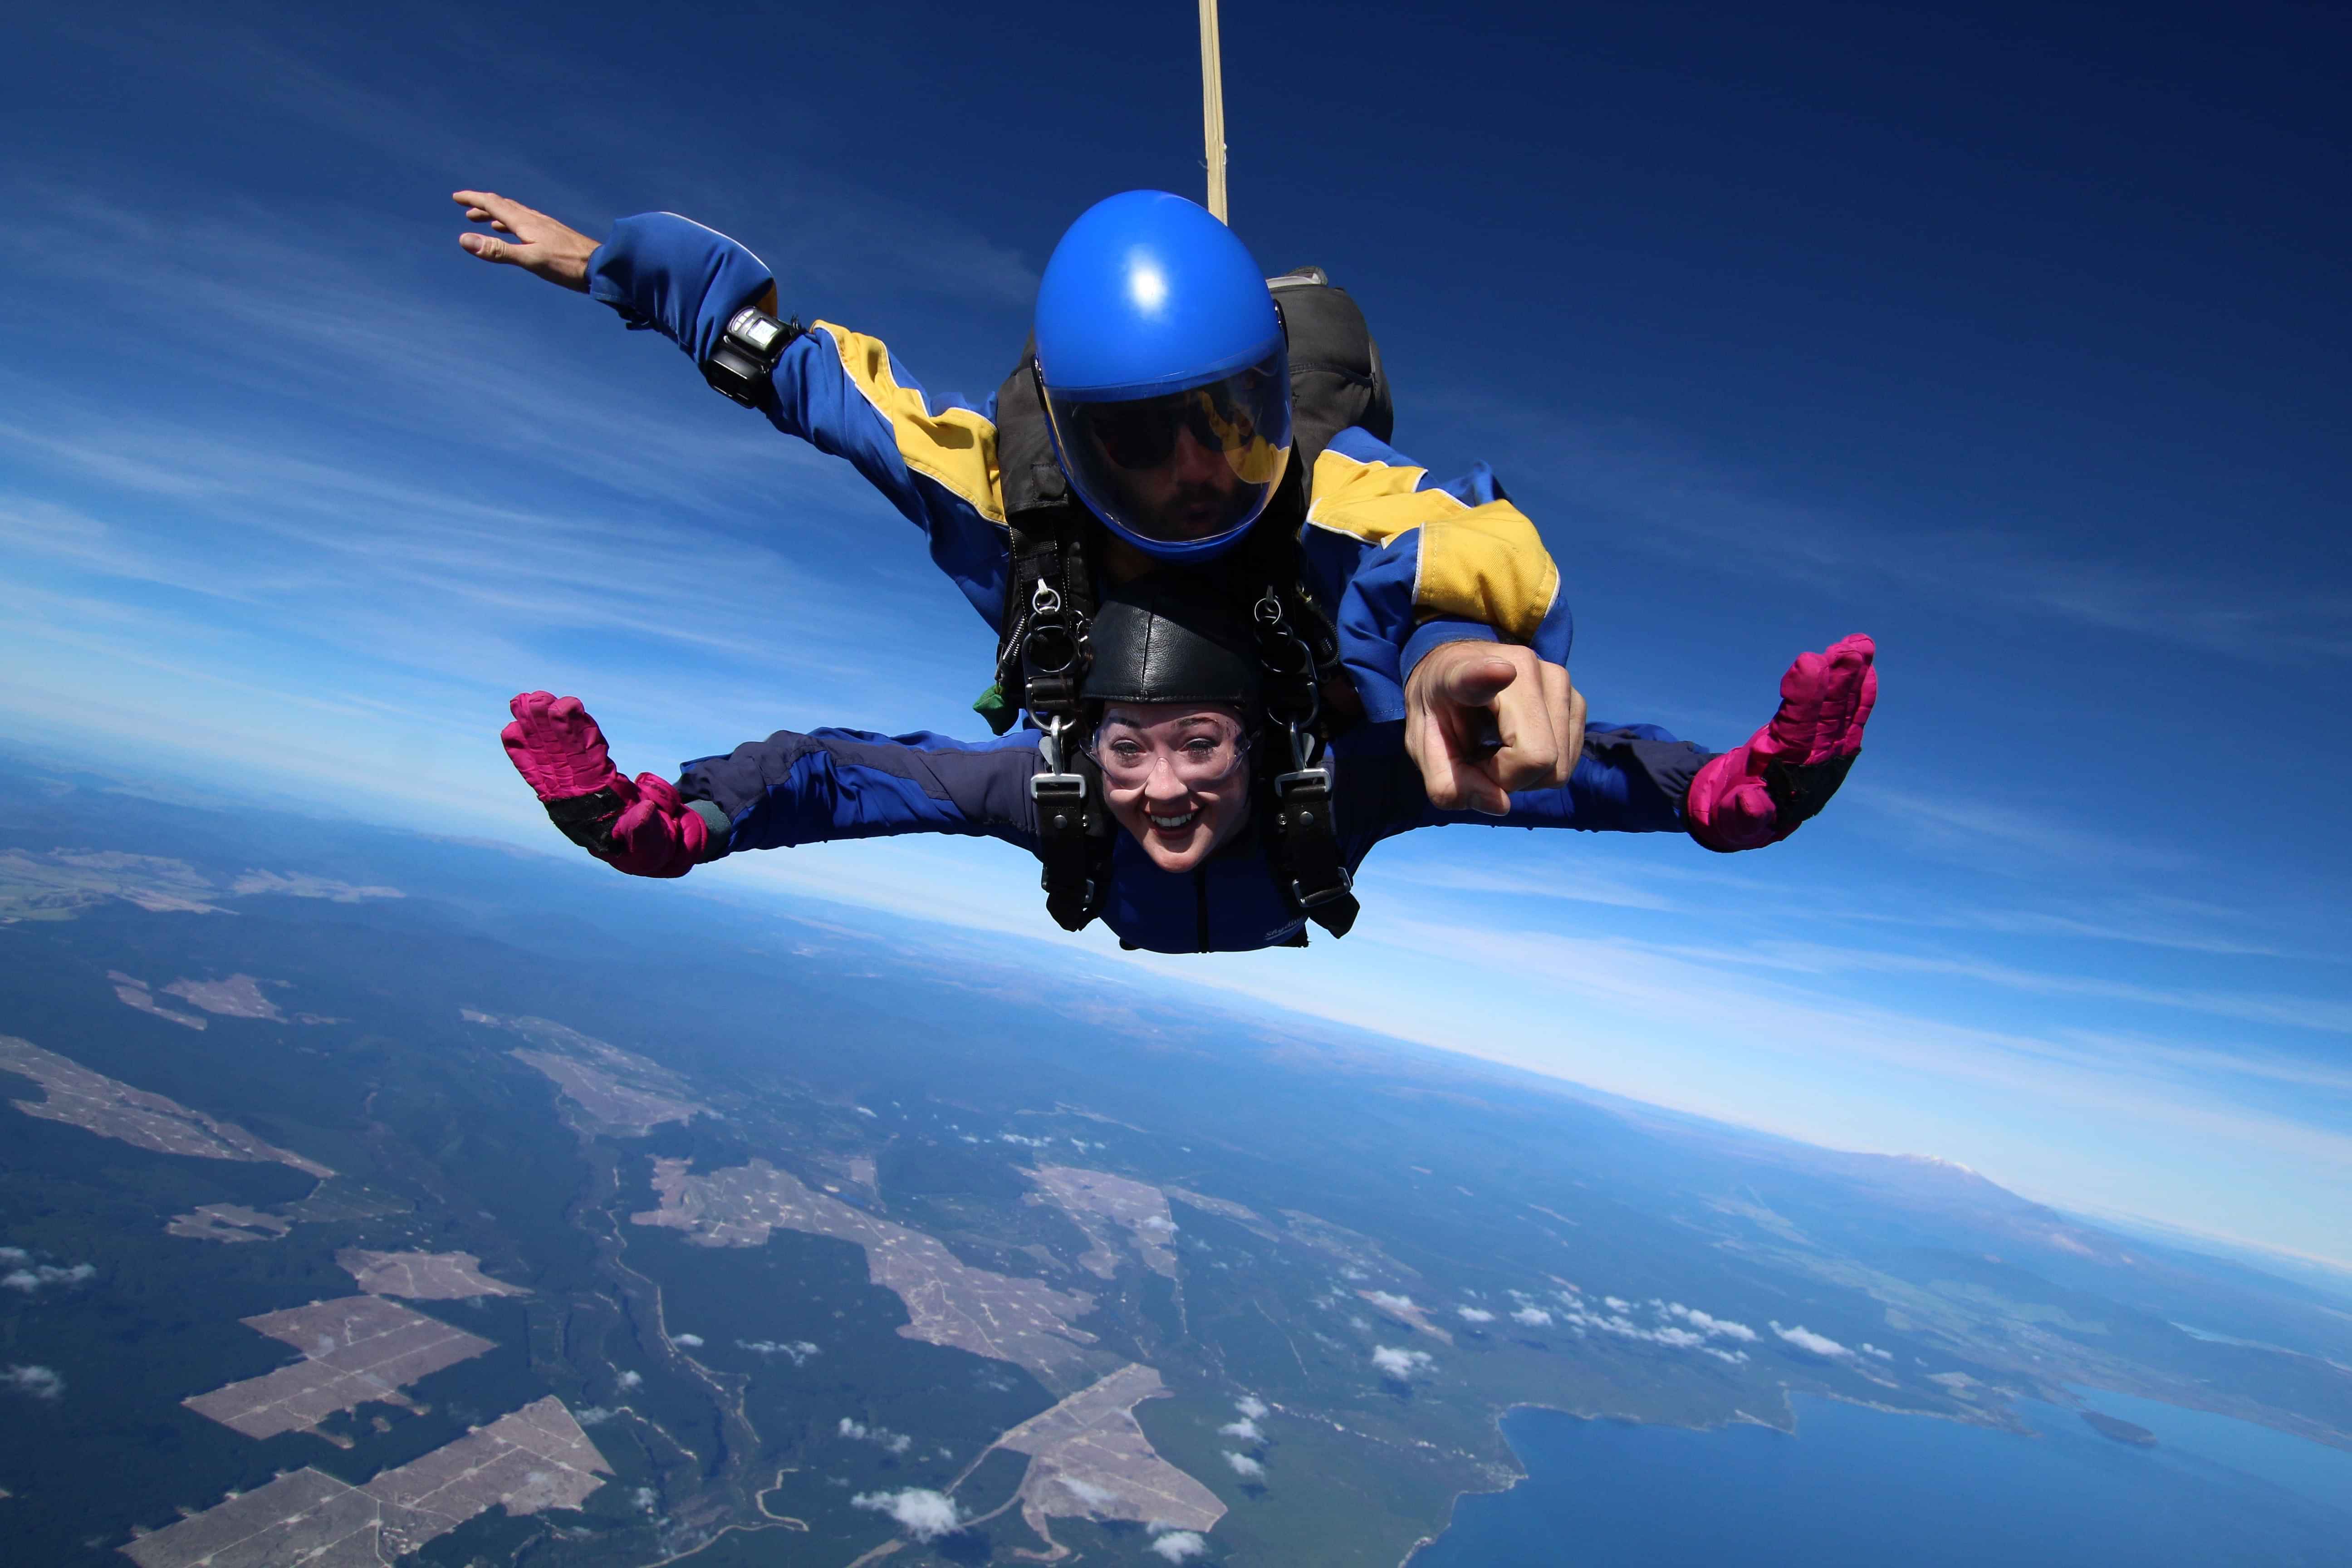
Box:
[1308,450,1560,642]
[816,321,1005,525]
[1305,447,1435,545]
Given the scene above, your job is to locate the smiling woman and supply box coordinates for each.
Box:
[1091,707,1254,869]
[1074,582,1270,876]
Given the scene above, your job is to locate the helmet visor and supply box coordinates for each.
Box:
[1043,352,1292,556]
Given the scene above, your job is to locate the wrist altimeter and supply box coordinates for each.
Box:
[701,305,800,407]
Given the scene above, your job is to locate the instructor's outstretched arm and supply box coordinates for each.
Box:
[451,191,599,291]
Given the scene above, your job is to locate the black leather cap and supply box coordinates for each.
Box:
[1082,577,1262,708]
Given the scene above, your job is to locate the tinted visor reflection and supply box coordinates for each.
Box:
[1044,353,1292,547]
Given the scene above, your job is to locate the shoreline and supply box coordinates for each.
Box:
[1396,1382,2042,1567]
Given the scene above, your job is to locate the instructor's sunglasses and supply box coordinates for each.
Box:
[1078,384,1264,472]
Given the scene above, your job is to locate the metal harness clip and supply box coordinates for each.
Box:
[1030,714,1089,811]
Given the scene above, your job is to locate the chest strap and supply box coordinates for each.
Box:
[1253,590,1360,939]
[1262,735,1359,939]
[1022,578,1110,932]
[1031,741,1108,932]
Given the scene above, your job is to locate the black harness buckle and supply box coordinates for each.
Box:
[1293,875,1355,910]
[1029,713,1107,932]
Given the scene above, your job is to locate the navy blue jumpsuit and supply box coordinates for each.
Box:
[677,722,1710,954]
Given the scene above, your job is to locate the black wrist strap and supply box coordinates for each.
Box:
[702,306,802,407]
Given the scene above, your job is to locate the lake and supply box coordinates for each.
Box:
[1412,1391,2352,1567]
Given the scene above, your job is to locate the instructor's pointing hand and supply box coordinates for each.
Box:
[452,190,598,292]
[1405,642,1584,816]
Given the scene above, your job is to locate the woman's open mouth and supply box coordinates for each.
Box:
[1148,808,1199,833]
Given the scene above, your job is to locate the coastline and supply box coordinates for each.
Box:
[1396,1392,1806,1568]
[1398,1381,2041,1567]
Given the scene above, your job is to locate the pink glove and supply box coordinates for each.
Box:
[501,692,707,878]
[1686,635,1876,853]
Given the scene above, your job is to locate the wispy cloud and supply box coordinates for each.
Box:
[1833,893,2313,960]
[1771,1322,1850,1358]
[2,1364,64,1401]
[850,1488,965,1540]
[1057,1477,1120,1509]
[736,1338,819,1362]
[1853,784,2191,872]
[1677,936,2352,1037]
[3,1261,96,1294]
[839,1416,914,1455]
[1379,858,1677,911]
[1435,392,2352,665]
[1664,1304,1757,1343]
[1370,916,2352,1155]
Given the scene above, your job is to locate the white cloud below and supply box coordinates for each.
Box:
[1372,1345,1434,1380]
[1771,1322,1851,1358]
[851,1487,965,1540]
[2,1262,94,1293]
[3,1364,64,1401]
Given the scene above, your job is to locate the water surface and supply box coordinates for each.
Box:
[1414,1393,2352,1567]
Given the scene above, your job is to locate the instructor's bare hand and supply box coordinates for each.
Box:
[1405,642,1585,816]
[452,190,598,292]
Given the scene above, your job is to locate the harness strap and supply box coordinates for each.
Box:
[1031,743,1108,932]
[1021,574,1109,931]
[1267,761,1359,938]
[985,337,1100,733]
[1252,591,1359,939]
[990,508,1093,720]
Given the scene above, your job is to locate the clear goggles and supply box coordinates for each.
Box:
[1043,352,1293,557]
[1087,711,1252,789]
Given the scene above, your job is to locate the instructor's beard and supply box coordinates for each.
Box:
[1109,426,1246,543]
[1151,479,1245,541]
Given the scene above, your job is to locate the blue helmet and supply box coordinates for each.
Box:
[1033,191,1292,562]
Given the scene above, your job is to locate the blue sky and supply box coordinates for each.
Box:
[4,2,2347,1267]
